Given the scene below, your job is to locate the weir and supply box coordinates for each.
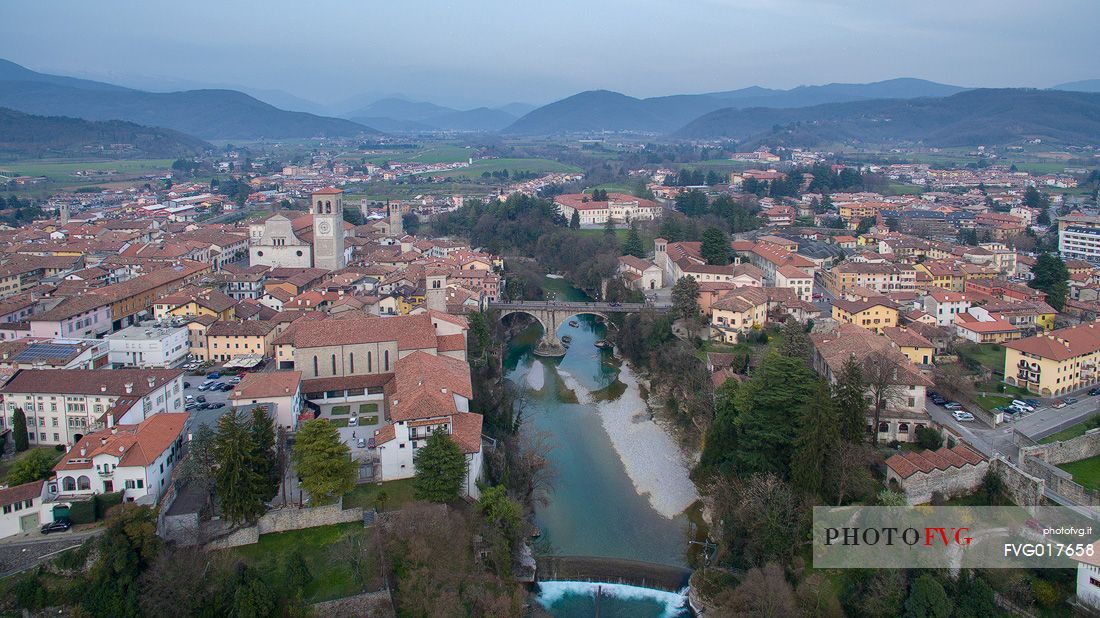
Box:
[535,555,692,593]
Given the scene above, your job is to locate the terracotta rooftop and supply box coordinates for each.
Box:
[1004,321,1100,362]
[885,444,986,480]
[231,371,302,400]
[55,412,187,472]
[1,368,184,397]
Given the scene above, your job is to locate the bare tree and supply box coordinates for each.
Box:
[717,562,797,618]
[829,441,876,506]
[508,430,556,509]
[932,362,976,403]
[275,424,289,505]
[861,349,905,446]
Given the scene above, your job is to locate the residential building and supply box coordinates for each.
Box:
[922,291,973,327]
[229,371,302,431]
[206,320,279,362]
[884,444,988,504]
[883,327,935,365]
[105,322,190,368]
[1004,321,1100,396]
[832,297,899,333]
[0,481,45,537]
[0,368,185,447]
[554,193,662,225]
[775,265,813,302]
[710,287,769,343]
[822,262,916,296]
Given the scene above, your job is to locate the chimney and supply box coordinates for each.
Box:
[110,427,117,435]
[147,376,156,388]
[124,382,133,394]
[99,437,107,446]
[100,385,107,393]
[80,446,86,457]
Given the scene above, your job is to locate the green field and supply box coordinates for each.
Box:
[411,157,581,178]
[0,158,174,182]
[343,478,417,512]
[1058,454,1100,492]
[957,343,1007,373]
[1040,414,1100,444]
[225,522,377,602]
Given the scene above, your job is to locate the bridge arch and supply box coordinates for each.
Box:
[492,301,665,357]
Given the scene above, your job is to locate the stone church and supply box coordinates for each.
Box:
[249,187,349,271]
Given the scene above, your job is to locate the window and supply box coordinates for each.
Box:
[137,479,143,488]
[77,476,91,490]
[368,351,372,372]
[349,353,354,374]
[384,350,389,372]
[313,356,319,376]
[63,477,75,491]
[331,354,337,375]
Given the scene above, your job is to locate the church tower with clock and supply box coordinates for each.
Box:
[311,187,345,271]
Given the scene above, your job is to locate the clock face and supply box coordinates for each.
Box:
[317,220,331,235]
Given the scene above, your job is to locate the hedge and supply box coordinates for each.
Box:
[94,491,123,519]
[67,499,95,525]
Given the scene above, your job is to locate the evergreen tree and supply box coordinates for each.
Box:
[12,407,28,452]
[569,209,580,229]
[214,411,265,525]
[833,357,868,444]
[232,571,277,618]
[282,550,312,593]
[700,381,740,472]
[658,215,683,242]
[778,318,811,362]
[603,216,615,237]
[413,430,468,503]
[293,419,356,503]
[250,407,279,502]
[791,381,839,497]
[733,352,819,475]
[700,227,729,265]
[671,276,701,321]
[904,574,953,618]
[622,221,644,258]
[1029,252,1070,310]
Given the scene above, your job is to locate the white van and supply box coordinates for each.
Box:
[1011,400,1034,412]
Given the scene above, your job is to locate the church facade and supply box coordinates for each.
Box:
[249,188,349,271]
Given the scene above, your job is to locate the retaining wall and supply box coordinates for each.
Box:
[204,500,364,550]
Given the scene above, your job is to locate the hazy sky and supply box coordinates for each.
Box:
[1,0,1097,110]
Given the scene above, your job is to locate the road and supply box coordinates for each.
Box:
[0,526,104,578]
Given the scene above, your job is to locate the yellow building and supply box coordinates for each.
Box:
[155,288,237,321]
[915,262,965,292]
[205,320,278,362]
[1037,310,1056,331]
[832,298,899,333]
[710,287,769,343]
[1004,321,1100,396]
[883,327,935,365]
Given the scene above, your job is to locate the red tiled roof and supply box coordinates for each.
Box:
[54,412,187,471]
[885,444,987,479]
[0,480,42,508]
[231,371,302,400]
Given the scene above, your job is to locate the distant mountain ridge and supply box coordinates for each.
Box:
[675,89,1100,147]
[504,78,966,134]
[0,60,378,140]
[0,107,211,158]
[343,97,519,132]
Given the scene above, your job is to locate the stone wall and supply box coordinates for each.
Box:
[203,500,364,550]
[1022,457,1100,507]
[1020,428,1100,465]
[990,458,1045,506]
[895,461,989,505]
[312,590,395,618]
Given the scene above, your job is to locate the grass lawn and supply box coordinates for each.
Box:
[1040,415,1100,444]
[0,158,174,182]
[226,522,376,602]
[957,343,1007,373]
[330,405,351,416]
[329,418,349,428]
[976,380,1030,398]
[360,415,379,425]
[975,394,1014,412]
[343,478,418,512]
[358,403,378,414]
[0,446,61,482]
[1058,454,1100,492]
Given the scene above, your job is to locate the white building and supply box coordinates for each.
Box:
[45,412,187,505]
[1061,225,1100,266]
[775,265,814,302]
[0,481,45,537]
[372,351,484,498]
[0,368,186,447]
[105,322,190,368]
[230,370,303,431]
[554,193,663,225]
[922,290,973,327]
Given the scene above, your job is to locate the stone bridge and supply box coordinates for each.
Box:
[535,555,692,593]
[490,301,667,356]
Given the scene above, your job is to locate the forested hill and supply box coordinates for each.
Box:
[0,59,378,140]
[675,89,1100,147]
[0,108,211,158]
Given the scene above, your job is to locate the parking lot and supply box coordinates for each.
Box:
[182,372,238,432]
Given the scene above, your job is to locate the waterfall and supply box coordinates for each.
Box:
[536,581,691,618]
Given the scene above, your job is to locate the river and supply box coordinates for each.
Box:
[504,277,700,617]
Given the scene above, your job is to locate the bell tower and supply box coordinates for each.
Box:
[312,187,345,271]
[387,202,404,237]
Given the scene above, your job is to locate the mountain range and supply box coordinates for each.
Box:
[675,89,1100,147]
[343,97,532,132]
[0,107,211,158]
[502,78,968,134]
[0,59,376,140]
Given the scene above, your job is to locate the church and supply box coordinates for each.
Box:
[249,188,350,271]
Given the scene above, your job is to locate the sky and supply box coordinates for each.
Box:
[1,0,1097,112]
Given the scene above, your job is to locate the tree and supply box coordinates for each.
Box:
[791,381,839,497]
[569,209,580,229]
[603,215,615,237]
[233,571,277,618]
[413,430,468,503]
[282,550,312,593]
[862,350,904,446]
[778,318,811,362]
[671,275,701,322]
[1029,252,1070,310]
[178,423,217,504]
[915,425,944,450]
[82,504,162,617]
[733,351,819,475]
[373,489,390,512]
[250,407,279,502]
[622,221,644,258]
[700,380,740,472]
[293,419,356,504]
[721,562,796,617]
[12,407,27,452]
[700,226,730,265]
[658,215,683,242]
[214,411,265,525]
[904,574,953,618]
[6,449,57,485]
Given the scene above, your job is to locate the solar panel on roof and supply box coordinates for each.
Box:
[12,343,78,362]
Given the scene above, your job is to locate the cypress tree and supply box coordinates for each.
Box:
[791,381,839,497]
[833,356,868,444]
[12,408,28,452]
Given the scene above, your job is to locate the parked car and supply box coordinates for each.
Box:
[183,382,191,389]
[197,382,212,391]
[206,372,221,380]
[41,520,71,534]
[1024,399,1041,407]
[1065,397,1079,405]
[348,417,358,427]
[204,402,225,410]
[1089,388,1100,396]
[185,403,198,411]
[943,402,963,410]
[927,390,940,398]
[219,383,234,392]
[1011,400,1035,412]
[357,438,366,448]
[196,395,207,403]
[367,437,376,449]
[952,411,975,421]
[930,395,947,405]
[1053,400,1067,409]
